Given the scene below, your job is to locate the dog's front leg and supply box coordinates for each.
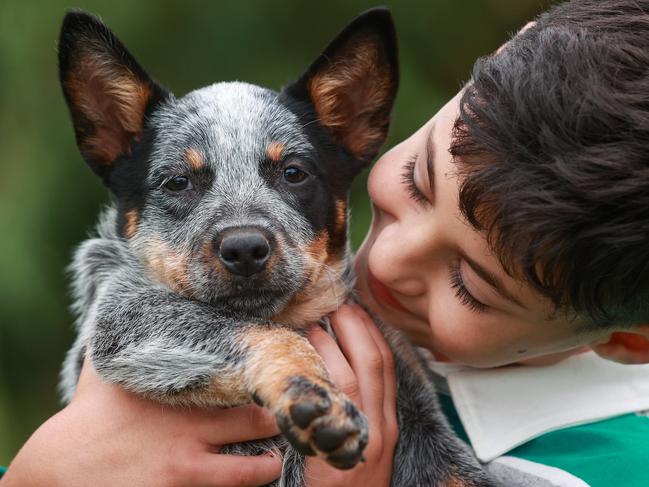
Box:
[87,275,368,469]
[237,326,368,469]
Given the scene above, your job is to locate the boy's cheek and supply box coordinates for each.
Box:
[427,322,509,368]
[429,320,555,368]
[446,334,592,368]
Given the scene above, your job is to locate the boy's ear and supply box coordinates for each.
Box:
[58,11,171,184]
[284,8,399,164]
[590,326,649,364]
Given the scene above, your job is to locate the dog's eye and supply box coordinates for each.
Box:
[283,167,308,184]
[163,175,192,191]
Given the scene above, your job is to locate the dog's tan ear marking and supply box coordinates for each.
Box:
[285,9,398,163]
[266,141,285,163]
[185,148,205,170]
[58,11,170,183]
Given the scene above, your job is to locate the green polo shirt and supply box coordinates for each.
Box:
[440,394,649,487]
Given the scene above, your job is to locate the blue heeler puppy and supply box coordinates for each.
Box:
[58,9,494,487]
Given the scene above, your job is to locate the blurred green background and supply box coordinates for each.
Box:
[0,0,545,464]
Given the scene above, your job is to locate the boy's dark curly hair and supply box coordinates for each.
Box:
[450,0,649,327]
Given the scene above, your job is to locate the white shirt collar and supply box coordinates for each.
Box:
[424,351,649,462]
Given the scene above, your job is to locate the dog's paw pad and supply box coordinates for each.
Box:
[276,377,368,469]
[313,423,352,452]
[289,398,329,428]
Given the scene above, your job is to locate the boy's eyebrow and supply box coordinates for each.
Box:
[462,253,527,309]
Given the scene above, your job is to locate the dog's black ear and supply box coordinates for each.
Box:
[284,8,399,164]
[58,11,170,183]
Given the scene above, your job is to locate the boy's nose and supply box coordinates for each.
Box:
[217,227,272,277]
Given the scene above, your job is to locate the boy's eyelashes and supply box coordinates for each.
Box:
[399,153,489,313]
[401,154,430,206]
[449,260,489,313]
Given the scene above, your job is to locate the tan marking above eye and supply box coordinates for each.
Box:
[185,148,205,170]
[266,141,285,162]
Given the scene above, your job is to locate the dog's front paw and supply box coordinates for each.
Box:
[275,376,368,469]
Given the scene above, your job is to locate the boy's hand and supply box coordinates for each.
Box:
[305,304,398,487]
[2,361,281,487]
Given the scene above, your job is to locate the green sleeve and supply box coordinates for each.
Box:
[510,414,649,487]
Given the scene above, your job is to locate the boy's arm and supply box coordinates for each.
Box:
[2,361,282,487]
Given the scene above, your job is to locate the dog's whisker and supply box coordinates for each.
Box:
[298,117,326,130]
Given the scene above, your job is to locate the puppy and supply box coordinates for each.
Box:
[58,9,493,487]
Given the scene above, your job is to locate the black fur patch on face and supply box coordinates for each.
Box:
[111,126,156,238]
[271,96,359,258]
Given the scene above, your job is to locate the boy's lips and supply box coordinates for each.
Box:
[366,269,408,313]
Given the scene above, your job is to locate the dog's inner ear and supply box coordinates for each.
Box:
[59,13,169,180]
[290,12,398,164]
[309,39,393,161]
[65,52,152,165]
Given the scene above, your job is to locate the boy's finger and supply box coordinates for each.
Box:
[201,404,280,445]
[330,305,385,422]
[191,452,282,487]
[307,325,360,405]
[357,309,399,448]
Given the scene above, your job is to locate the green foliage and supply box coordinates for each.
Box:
[0,0,543,462]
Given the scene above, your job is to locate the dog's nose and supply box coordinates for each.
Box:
[218,228,271,277]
